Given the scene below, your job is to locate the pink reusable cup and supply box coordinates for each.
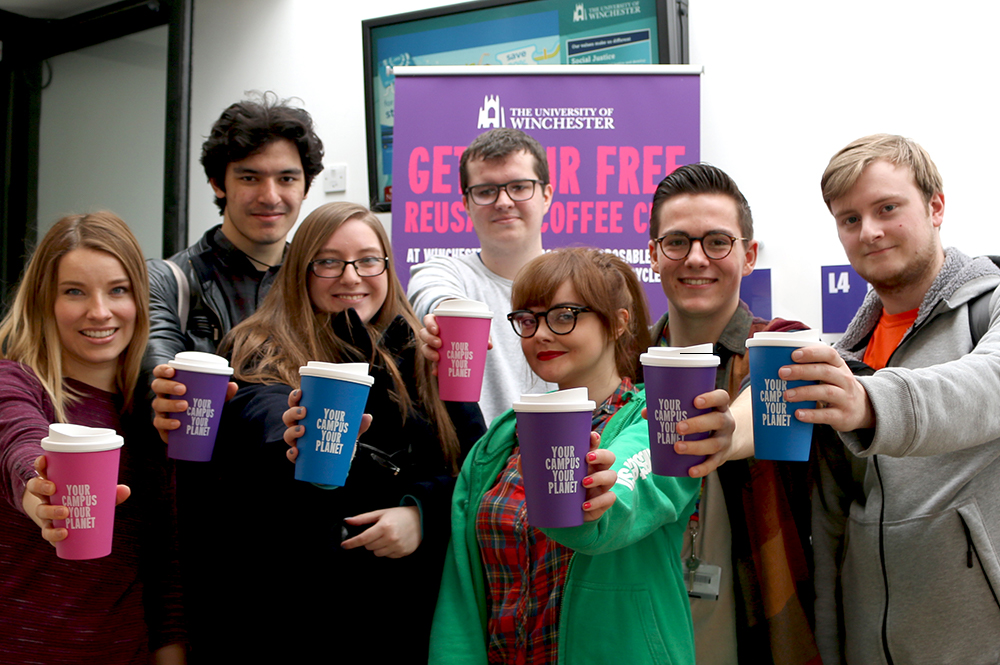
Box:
[513,388,596,528]
[167,351,233,462]
[40,424,124,560]
[434,299,493,402]
[641,344,720,477]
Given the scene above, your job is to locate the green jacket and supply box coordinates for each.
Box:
[430,390,699,664]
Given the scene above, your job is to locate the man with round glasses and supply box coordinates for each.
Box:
[409,128,556,425]
[648,163,816,665]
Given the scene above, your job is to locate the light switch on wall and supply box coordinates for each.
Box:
[323,164,347,193]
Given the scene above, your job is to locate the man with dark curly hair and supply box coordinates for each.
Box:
[144,93,324,369]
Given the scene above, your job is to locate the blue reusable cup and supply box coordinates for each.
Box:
[745,331,825,462]
[295,362,374,487]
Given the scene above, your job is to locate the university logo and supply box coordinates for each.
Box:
[573,3,586,22]
[477,95,506,129]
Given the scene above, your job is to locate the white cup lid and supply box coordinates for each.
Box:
[168,351,234,375]
[513,386,596,413]
[298,361,375,386]
[434,298,494,319]
[640,343,720,367]
[40,423,124,452]
[745,329,824,348]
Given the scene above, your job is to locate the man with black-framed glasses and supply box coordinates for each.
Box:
[409,128,556,425]
[647,163,816,665]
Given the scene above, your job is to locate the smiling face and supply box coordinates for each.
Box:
[520,280,620,394]
[831,159,944,305]
[54,248,137,390]
[649,193,757,327]
[463,150,552,259]
[213,138,306,255]
[306,218,389,323]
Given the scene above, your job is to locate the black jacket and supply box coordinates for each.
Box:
[144,225,282,373]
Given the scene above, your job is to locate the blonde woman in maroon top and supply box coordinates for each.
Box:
[0,212,184,664]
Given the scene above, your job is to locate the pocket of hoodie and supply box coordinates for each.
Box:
[561,581,678,665]
[879,502,1000,664]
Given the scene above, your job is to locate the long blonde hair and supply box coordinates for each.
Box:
[0,212,150,422]
[224,202,461,471]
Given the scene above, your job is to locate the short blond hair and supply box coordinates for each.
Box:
[821,134,943,209]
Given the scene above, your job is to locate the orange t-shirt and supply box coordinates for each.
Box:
[863,308,919,370]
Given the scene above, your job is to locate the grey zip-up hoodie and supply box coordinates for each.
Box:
[813,248,1000,665]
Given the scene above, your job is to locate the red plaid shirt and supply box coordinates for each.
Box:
[475,379,635,663]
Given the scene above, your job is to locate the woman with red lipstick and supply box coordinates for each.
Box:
[0,212,184,664]
[431,248,722,665]
[178,202,485,662]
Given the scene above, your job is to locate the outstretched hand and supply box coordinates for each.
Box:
[282,388,372,463]
[641,388,739,478]
[151,363,238,444]
[781,344,874,432]
[23,455,130,547]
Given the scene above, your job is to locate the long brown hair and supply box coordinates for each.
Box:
[0,212,150,422]
[224,202,461,471]
[511,247,651,383]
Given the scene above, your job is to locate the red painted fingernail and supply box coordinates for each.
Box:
[587,452,597,462]
[582,477,593,486]
[583,502,592,510]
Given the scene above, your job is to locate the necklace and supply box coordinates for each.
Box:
[234,246,277,270]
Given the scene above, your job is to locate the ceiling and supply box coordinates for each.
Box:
[0,0,120,19]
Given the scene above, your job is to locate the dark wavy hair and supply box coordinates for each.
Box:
[650,163,753,241]
[201,92,325,215]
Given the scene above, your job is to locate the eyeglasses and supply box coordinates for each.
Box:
[653,232,748,261]
[308,256,388,279]
[465,179,544,206]
[507,305,592,338]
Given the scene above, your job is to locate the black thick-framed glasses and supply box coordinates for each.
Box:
[465,179,544,206]
[507,305,592,338]
[308,256,389,279]
[653,231,748,261]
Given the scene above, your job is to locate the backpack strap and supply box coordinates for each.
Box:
[164,259,190,335]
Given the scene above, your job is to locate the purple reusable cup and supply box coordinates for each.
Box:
[434,298,493,402]
[41,424,124,560]
[513,387,596,528]
[746,330,825,462]
[166,351,233,462]
[641,344,720,477]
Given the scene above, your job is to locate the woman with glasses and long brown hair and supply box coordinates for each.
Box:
[179,202,485,662]
[429,247,734,665]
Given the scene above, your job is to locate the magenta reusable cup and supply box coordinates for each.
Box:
[166,351,233,462]
[434,299,493,402]
[513,388,596,528]
[296,362,374,488]
[40,424,124,560]
[641,344,720,477]
[746,330,825,462]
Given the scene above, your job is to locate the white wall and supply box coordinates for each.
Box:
[38,24,167,258]
[188,0,1000,331]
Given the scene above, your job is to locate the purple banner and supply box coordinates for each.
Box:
[391,69,701,317]
[821,264,869,334]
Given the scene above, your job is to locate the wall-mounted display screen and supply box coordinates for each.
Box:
[363,0,679,211]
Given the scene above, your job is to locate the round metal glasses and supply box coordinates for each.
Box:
[653,231,748,261]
